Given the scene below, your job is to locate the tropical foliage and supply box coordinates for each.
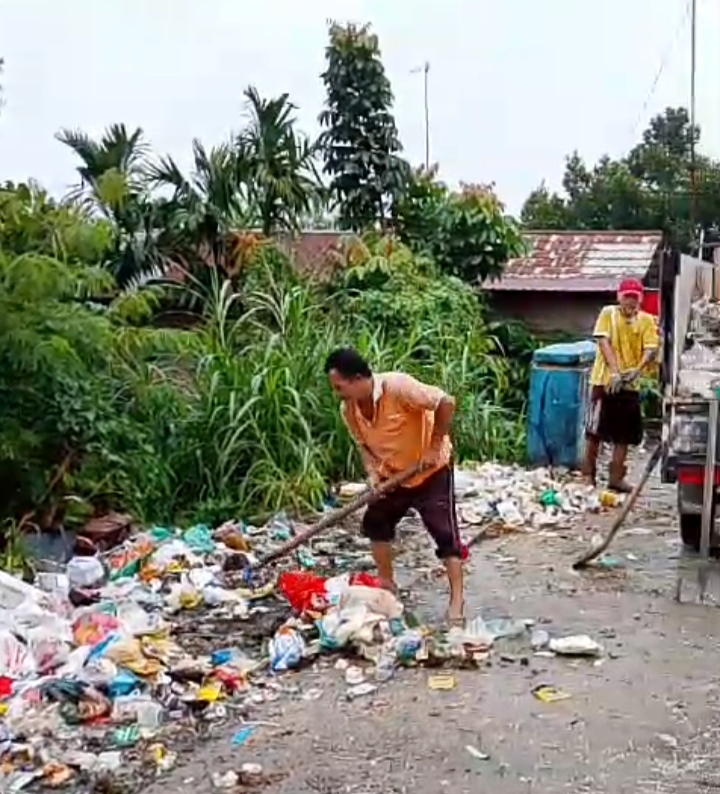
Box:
[318,22,410,231]
[0,24,533,540]
[521,107,720,250]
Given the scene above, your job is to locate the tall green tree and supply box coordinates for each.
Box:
[521,107,720,249]
[318,22,410,232]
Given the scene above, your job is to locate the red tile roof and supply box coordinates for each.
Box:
[277,231,345,281]
[485,230,663,292]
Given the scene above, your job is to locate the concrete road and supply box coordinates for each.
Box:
[146,463,720,794]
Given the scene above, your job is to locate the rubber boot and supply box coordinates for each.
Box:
[581,438,600,486]
[608,462,633,494]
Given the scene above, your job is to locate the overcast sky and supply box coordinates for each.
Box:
[0,0,718,215]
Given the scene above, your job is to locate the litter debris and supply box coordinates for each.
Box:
[346,682,377,701]
[231,726,256,746]
[345,666,365,686]
[428,674,457,691]
[0,471,605,792]
[454,464,607,530]
[549,635,604,657]
[465,745,490,760]
[532,685,572,703]
[530,629,550,651]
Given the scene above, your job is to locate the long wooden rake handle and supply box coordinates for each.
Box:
[573,443,662,570]
[255,465,420,569]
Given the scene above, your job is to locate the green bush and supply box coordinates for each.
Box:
[0,193,532,531]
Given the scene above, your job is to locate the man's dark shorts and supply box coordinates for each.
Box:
[361,465,463,559]
[585,385,643,447]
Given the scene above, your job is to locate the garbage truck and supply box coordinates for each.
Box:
[661,242,720,551]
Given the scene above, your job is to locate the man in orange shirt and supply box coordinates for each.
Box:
[325,348,464,625]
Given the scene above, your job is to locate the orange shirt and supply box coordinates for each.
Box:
[341,372,452,489]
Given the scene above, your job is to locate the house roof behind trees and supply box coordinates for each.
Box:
[485,230,664,292]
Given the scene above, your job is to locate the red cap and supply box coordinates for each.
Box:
[617,278,644,298]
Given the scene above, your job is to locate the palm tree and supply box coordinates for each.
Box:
[147,139,254,279]
[57,125,168,287]
[57,124,149,221]
[240,86,322,236]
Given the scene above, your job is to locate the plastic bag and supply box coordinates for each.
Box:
[317,604,383,650]
[0,630,35,678]
[338,586,403,620]
[549,635,603,657]
[268,627,305,672]
[182,525,215,554]
[278,572,328,613]
[106,637,164,677]
[73,612,121,647]
[0,571,51,611]
[66,556,105,589]
[107,534,156,580]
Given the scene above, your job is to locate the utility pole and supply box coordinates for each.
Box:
[411,61,430,169]
[690,0,697,241]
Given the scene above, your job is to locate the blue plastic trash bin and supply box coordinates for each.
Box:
[527,340,597,469]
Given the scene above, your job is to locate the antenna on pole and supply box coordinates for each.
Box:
[411,62,431,170]
[690,0,698,246]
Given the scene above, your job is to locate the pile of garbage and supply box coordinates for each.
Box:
[454,464,605,530]
[0,515,485,791]
[679,297,720,397]
[0,467,613,791]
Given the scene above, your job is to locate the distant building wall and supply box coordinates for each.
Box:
[489,291,613,336]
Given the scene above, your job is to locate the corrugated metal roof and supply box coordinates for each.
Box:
[485,231,663,292]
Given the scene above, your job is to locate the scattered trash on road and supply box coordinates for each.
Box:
[549,635,604,657]
[428,674,457,691]
[532,685,572,703]
[465,744,490,760]
[0,467,620,791]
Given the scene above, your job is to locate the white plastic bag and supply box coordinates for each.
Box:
[338,585,403,619]
[0,629,36,678]
[66,556,105,589]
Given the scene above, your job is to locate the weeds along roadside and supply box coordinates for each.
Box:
[0,238,532,535]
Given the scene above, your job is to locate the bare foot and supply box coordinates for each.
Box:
[446,601,465,627]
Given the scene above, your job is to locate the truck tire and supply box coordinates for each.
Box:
[678,509,719,555]
[679,512,701,551]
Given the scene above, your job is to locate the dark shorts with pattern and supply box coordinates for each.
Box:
[585,385,643,447]
[361,465,463,559]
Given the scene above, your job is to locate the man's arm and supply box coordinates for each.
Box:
[639,316,659,370]
[593,307,620,375]
[392,373,456,450]
[598,338,621,375]
[429,395,456,450]
[624,316,659,381]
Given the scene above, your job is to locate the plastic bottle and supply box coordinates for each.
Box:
[373,650,396,683]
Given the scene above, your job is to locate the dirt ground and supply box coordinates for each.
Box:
[145,456,720,794]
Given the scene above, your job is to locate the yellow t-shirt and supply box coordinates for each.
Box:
[589,305,659,388]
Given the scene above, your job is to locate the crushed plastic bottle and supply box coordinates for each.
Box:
[373,650,396,683]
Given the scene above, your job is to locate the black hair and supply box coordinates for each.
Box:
[324,347,372,379]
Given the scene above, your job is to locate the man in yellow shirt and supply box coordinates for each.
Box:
[583,278,659,492]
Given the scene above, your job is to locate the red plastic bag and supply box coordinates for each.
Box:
[278,572,328,613]
[348,572,384,589]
